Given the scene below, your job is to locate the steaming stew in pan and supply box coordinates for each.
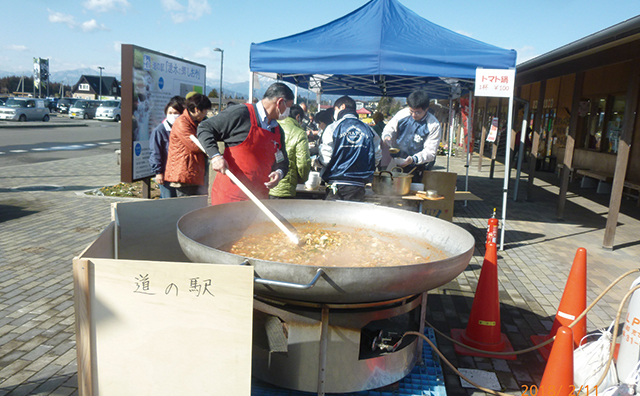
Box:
[220,221,445,267]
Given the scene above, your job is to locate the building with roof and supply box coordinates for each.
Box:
[72,75,121,100]
[471,15,640,249]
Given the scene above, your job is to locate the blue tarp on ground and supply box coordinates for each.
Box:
[250,0,517,98]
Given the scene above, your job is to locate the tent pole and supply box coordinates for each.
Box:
[294,84,299,104]
[249,72,255,104]
[500,92,515,251]
[514,99,529,201]
[447,95,453,172]
[465,90,473,207]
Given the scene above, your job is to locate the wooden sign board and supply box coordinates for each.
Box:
[74,257,254,396]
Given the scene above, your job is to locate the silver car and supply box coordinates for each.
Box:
[0,98,50,122]
[95,100,121,122]
[69,100,100,119]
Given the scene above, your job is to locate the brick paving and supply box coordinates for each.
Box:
[1,149,639,395]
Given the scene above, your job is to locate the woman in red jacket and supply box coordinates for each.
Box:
[164,93,212,196]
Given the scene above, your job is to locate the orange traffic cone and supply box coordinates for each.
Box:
[531,248,587,360]
[538,326,574,396]
[451,240,516,359]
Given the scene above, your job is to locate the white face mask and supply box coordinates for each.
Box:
[166,114,179,124]
[278,105,290,121]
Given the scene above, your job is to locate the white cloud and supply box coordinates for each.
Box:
[48,9,109,32]
[516,45,537,64]
[6,45,28,52]
[161,0,184,11]
[84,0,131,13]
[188,0,212,16]
[168,0,211,23]
[81,19,109,32]
[171,14,186,23]
[194,47,214,59]
[113,41,123,52]
[48,10,77,28]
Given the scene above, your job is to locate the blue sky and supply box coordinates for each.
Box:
[1,0,638,85]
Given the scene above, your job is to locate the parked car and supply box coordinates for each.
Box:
[45,98,58,113]
[0,96,9,106]
[95,100,121,122]
[69,100,101,119]
[0,98,50,122]
[57,98,80,114]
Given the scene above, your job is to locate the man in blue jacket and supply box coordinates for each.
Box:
[319,96,381,201]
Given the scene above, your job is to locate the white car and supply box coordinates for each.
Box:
[0,98,50,122]
[69,100,100,119]
[95,100,121,122]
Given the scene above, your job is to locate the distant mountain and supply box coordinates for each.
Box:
[0,68,117,86]
[50,68,103,85]
[1,68,373,104]
[205,76,274,100]
[0,70,16,79]
[205,76,342,103]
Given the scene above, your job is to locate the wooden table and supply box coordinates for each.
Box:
[454,191,482,201]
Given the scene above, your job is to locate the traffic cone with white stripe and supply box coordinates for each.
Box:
[531,248,587,360]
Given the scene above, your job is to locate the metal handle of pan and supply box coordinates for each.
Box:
[379,170,393,180]
[241,261,325,290]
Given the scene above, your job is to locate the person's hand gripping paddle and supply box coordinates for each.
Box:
[189,135,301,246]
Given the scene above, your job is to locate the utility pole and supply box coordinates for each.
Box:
[98,66,104,100]
[213,48,224,113]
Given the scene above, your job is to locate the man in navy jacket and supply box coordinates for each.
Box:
[319,96,381,201]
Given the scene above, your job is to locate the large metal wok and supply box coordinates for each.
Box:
[177,200,474,303]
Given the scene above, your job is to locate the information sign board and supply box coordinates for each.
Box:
[121,45,206,181]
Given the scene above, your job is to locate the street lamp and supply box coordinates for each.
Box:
[213,48,224,113]
[98,66,104,100]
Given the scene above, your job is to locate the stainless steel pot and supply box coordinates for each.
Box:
[177,200,474,303]
[372,167,413,196]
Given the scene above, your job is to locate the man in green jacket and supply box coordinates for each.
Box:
[269,104,311,198]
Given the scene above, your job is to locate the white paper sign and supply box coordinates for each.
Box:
[475,69,515,98]
[486,117,499,142]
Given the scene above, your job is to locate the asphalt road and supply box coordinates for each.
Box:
[0,115,121,168]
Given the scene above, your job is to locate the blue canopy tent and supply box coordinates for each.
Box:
[249,0,516,99]
[250,0,518,250]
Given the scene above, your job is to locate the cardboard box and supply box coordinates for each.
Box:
[421,171,457,221]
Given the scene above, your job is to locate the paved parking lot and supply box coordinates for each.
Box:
[1,150,639,395]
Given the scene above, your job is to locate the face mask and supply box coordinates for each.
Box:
[278,105,290,121]
[166,114,179,124]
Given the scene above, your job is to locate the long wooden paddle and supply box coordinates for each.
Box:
[189,135,300,246]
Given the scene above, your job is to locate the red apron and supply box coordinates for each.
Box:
[210,104,282,205]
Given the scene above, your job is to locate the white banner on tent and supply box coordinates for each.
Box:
[474,69,515,98]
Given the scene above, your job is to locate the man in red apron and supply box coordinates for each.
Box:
[197,83,293,205]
